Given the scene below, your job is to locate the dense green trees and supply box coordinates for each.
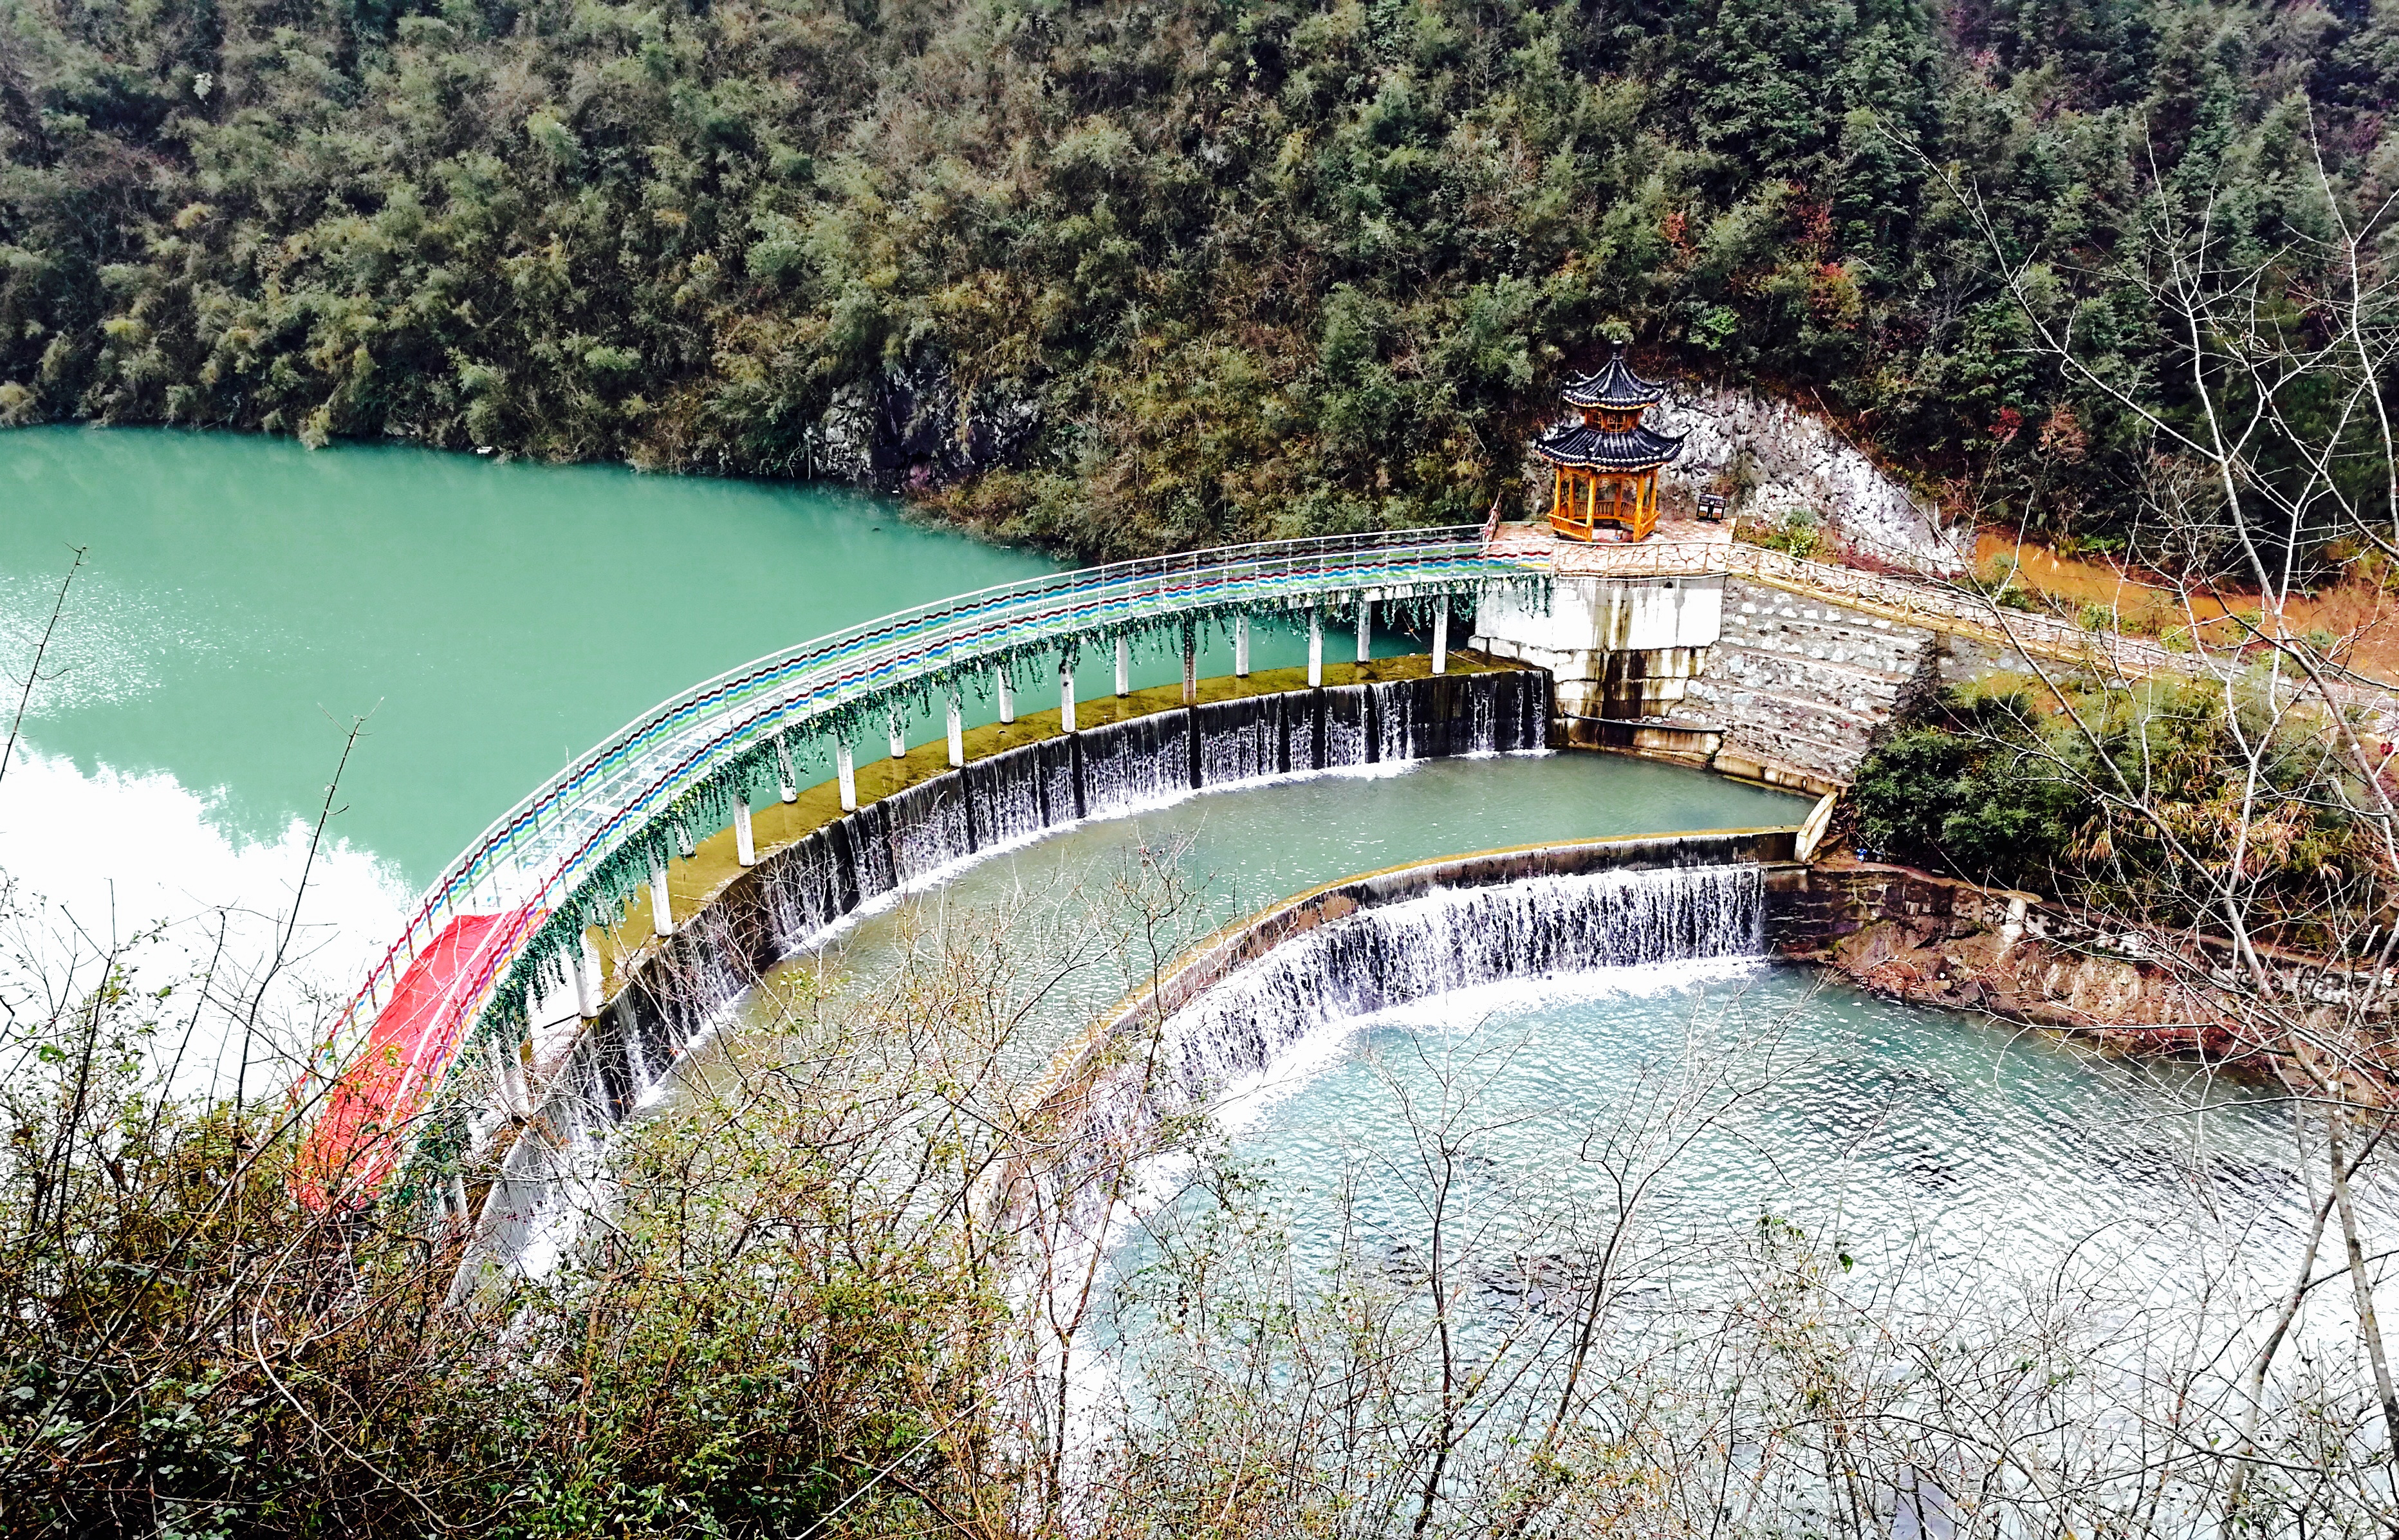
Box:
[1851,676,2373,945]
[3,0,2391,557]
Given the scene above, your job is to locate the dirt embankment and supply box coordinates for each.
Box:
[1974,530,2399,684]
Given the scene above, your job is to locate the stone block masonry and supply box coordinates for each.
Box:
[1672,579,1938,784]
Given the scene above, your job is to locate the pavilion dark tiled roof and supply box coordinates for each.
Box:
[1560,348,1667,410]
[1535,419,1685,471]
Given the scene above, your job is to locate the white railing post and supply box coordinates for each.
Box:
[1115,635,1131,697]
[1234,614,1250,676]
[947,693,965,766]
[837,741,857,812]
[734,798,755,866]
[997,668,1015,724]
[1308,611,1323,687]
[649,853,674,938]
[1432,606,1449,674]
[1061,656,1077,732]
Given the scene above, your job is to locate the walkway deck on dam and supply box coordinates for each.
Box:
[584,651,1533,1001]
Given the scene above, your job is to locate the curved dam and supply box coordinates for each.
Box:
[523,667,1548,1134]
[462,680,1815,1266]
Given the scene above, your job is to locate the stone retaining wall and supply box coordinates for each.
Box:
[1668,579,2039,786]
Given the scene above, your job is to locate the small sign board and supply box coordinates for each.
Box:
[1696,492,1728,521]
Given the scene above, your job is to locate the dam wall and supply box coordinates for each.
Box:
[468,669,1548,1266]
[1019,830,1800,1205]
[1088,827,1799,1052]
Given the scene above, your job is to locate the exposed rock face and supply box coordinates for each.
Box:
[1768,860,2344,1082]
[813,357,1039,492]
[1651,387,1968,574]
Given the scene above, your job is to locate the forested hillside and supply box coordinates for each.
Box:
[2,0,2391,557]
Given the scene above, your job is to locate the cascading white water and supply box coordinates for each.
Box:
[1161,865,1765,1097]
[1198,698,1282,784]
[885,779,972,886]
[1322,685,1370,767]
[472,671,1557,1272]
[1083,715,1189,819]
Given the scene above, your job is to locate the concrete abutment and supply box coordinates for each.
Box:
[1473,550,2046,792]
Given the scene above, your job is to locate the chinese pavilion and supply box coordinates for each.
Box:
[1535,349,1685,543]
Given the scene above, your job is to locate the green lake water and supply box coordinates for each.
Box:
[1,427,1053,882]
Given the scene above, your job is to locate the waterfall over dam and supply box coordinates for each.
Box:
[470,669,1550,1270]
[1159,864,1767,1099]
[1017,839,1790,1236]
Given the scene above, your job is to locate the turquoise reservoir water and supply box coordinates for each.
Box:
[0,427,1051,882]
[1,427,1431,952]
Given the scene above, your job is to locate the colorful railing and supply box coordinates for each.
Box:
[304,525,1550,1200]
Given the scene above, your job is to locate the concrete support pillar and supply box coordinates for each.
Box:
[888,710,907,761]
[947,694,965,767]
[492,1039,528,1118]
[649,853,674,936]
[775,735,797,803]
[1181,632,1197,705]
[1115,635,1131,696]
[674,823,695,859]
[1308,611,1323,688]
[1432,606,1449,675]
[1357,599,1373,663]
[734,797,755,866]
[1061,658,1077,732]
[573,929,600,1018]
[997,669,1015,723]
[1234,614,1250,676]
[837,741,857,812]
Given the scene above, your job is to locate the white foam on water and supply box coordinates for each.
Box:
[0,745,411,1094]
[1208,956,1770,1135]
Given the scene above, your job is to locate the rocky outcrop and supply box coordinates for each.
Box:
[1766,860,2363,1081]
[813,356,1040,493]
[1652,387,1968,575]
